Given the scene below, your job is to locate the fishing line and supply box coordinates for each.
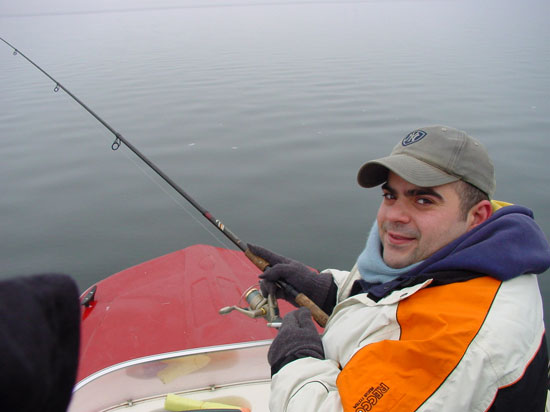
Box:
[116,145,234,250]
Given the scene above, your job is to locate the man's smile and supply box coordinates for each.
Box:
[386,231,417,246]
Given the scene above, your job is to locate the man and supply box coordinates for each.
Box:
[249,125,550,411]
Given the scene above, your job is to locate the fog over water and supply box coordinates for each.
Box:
[1,0,549,324]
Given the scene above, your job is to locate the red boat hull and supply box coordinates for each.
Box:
[77,245,289,383]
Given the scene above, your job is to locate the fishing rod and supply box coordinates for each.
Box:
[1,37,329,328]
[0,37,246,254]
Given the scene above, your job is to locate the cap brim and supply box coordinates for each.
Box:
[357,154,459,188]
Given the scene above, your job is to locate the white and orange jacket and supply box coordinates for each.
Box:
[270,203,550,412]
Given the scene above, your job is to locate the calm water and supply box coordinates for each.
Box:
[1,0,549,319]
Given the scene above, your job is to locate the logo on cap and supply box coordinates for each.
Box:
[402,130,426,146]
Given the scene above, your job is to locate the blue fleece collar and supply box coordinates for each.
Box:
[356,221,421,284]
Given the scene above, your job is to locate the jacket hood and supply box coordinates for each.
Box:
[358,202,550,301]
[409,204,550,281]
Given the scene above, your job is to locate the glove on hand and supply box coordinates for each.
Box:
[248,244,336,312]
[268,307,324,376]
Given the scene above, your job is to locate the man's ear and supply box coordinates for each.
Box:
[467,200,493,230]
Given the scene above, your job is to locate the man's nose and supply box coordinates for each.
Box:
[385,200,411,224]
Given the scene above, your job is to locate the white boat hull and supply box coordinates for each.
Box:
[69,340,272,412]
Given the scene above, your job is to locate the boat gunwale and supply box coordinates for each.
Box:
[74,339,273,392]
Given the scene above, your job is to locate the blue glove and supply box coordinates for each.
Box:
[248,244,337,313]
[268,307,324,375]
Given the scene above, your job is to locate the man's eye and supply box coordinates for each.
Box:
[382,193,395,200]
[417,198,433,205]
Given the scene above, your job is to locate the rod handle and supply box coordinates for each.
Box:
[278,281,329,328]
[295,292,329,328]
[245,249,330,328]
[244,248,270,271]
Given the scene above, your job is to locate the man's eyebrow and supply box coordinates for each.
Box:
[381,182,444,201]
[408,187,444,200]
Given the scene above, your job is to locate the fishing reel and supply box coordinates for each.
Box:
[219,285,282,328]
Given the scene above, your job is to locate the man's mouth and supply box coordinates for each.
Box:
[386,231,416,246]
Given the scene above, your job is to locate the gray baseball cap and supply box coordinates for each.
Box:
[357,125,495,198]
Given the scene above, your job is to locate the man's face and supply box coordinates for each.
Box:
[377,172,470,268]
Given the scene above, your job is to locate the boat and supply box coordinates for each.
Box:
[70,244,293,412]
[69,243,550,412]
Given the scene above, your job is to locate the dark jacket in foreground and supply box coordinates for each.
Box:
[0,273,80,412]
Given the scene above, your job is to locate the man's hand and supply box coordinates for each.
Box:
[247,244,336,312]
[268,307,324,375]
